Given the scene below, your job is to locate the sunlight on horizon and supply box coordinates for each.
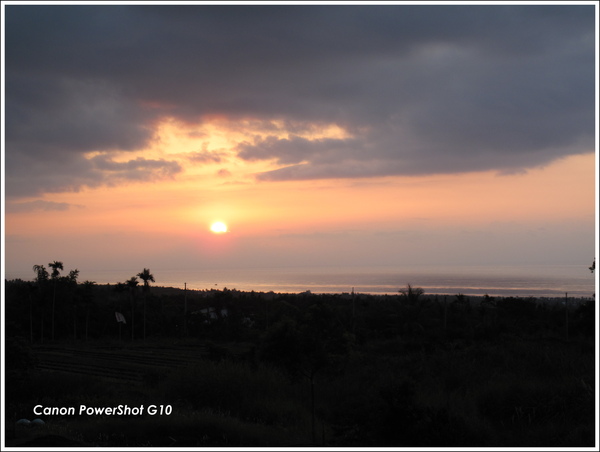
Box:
[5,150,594,237]
[4,116,595,278]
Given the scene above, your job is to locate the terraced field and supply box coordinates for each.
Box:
[32,342,244,382]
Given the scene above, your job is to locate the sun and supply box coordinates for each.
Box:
[210,221,228,234]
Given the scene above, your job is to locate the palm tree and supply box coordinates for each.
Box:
[590,258,596,299]
[33,265,49,343]
[67,270,80,339]
[137,268,155,341]
[399,283,424,303]
[68,269,80,282]
[126,276,139,340]
[48,261,63,341]
[48,261,63,279]
[399,283,426,334]
[33,264,49,282]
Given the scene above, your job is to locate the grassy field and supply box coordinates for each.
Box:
[5,338,313,447]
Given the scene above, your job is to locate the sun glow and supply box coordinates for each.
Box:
[210,221,228,234]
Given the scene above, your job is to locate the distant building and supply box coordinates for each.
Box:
[192,307,229,323]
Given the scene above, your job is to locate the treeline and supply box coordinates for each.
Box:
[4,263,159,343]
[4,264,595,346]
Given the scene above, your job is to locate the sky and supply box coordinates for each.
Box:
[2,2,598,284]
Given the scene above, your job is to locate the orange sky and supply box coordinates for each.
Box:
[4,115,596,280]
[6,125,594,238]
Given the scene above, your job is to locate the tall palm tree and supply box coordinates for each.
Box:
[48,261,63,279]
[33,265,49,343]
[399,283,424,304]
[33,264,49,282]
[48,261,63,341]
[399,283,426,334]
[137,268,155,341]
[68,269,80,282]
[126,276,139,340]
[67,270,80,339]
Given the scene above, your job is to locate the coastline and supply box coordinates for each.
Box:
[6,263,594,299]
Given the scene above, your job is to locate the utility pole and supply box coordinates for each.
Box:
[119,297,122,342]
[184,282,188,337]
[351,287,355,334]
[443,295,448,335]
[565,292,569,342]
[311,374,316,445]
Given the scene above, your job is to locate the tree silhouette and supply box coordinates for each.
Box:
[68,269,80,282]
[399,284,427,334]
[67,270,80,339]
[33,264,49,282]
[48,261,64,341]
[399,283,424,303]
[48,261,63,279]
[590,258,596,299]
[137,268,155,340]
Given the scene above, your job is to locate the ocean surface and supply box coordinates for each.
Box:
[10,264,594,299]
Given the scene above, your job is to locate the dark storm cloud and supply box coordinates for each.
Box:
[4,4,595,194]
[238,136,363,165]
[89,155,182,181]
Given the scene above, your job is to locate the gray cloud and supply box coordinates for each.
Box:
[238,135,363,165]
[4,4,595,192]
[5,151,182,197]
[5,200,83,213]
[187,150,227,164]
[89,155,182,181]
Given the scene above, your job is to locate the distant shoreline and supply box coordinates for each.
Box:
[5,262,595,299]
[145,284,593,303]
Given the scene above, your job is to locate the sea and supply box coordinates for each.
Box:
[15,264,593,299]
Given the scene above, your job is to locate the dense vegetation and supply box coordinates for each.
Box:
[3,264,597,447]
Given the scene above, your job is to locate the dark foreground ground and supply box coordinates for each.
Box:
[3,282,597,447]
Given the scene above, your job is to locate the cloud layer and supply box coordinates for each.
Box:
[5,4,595,196]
